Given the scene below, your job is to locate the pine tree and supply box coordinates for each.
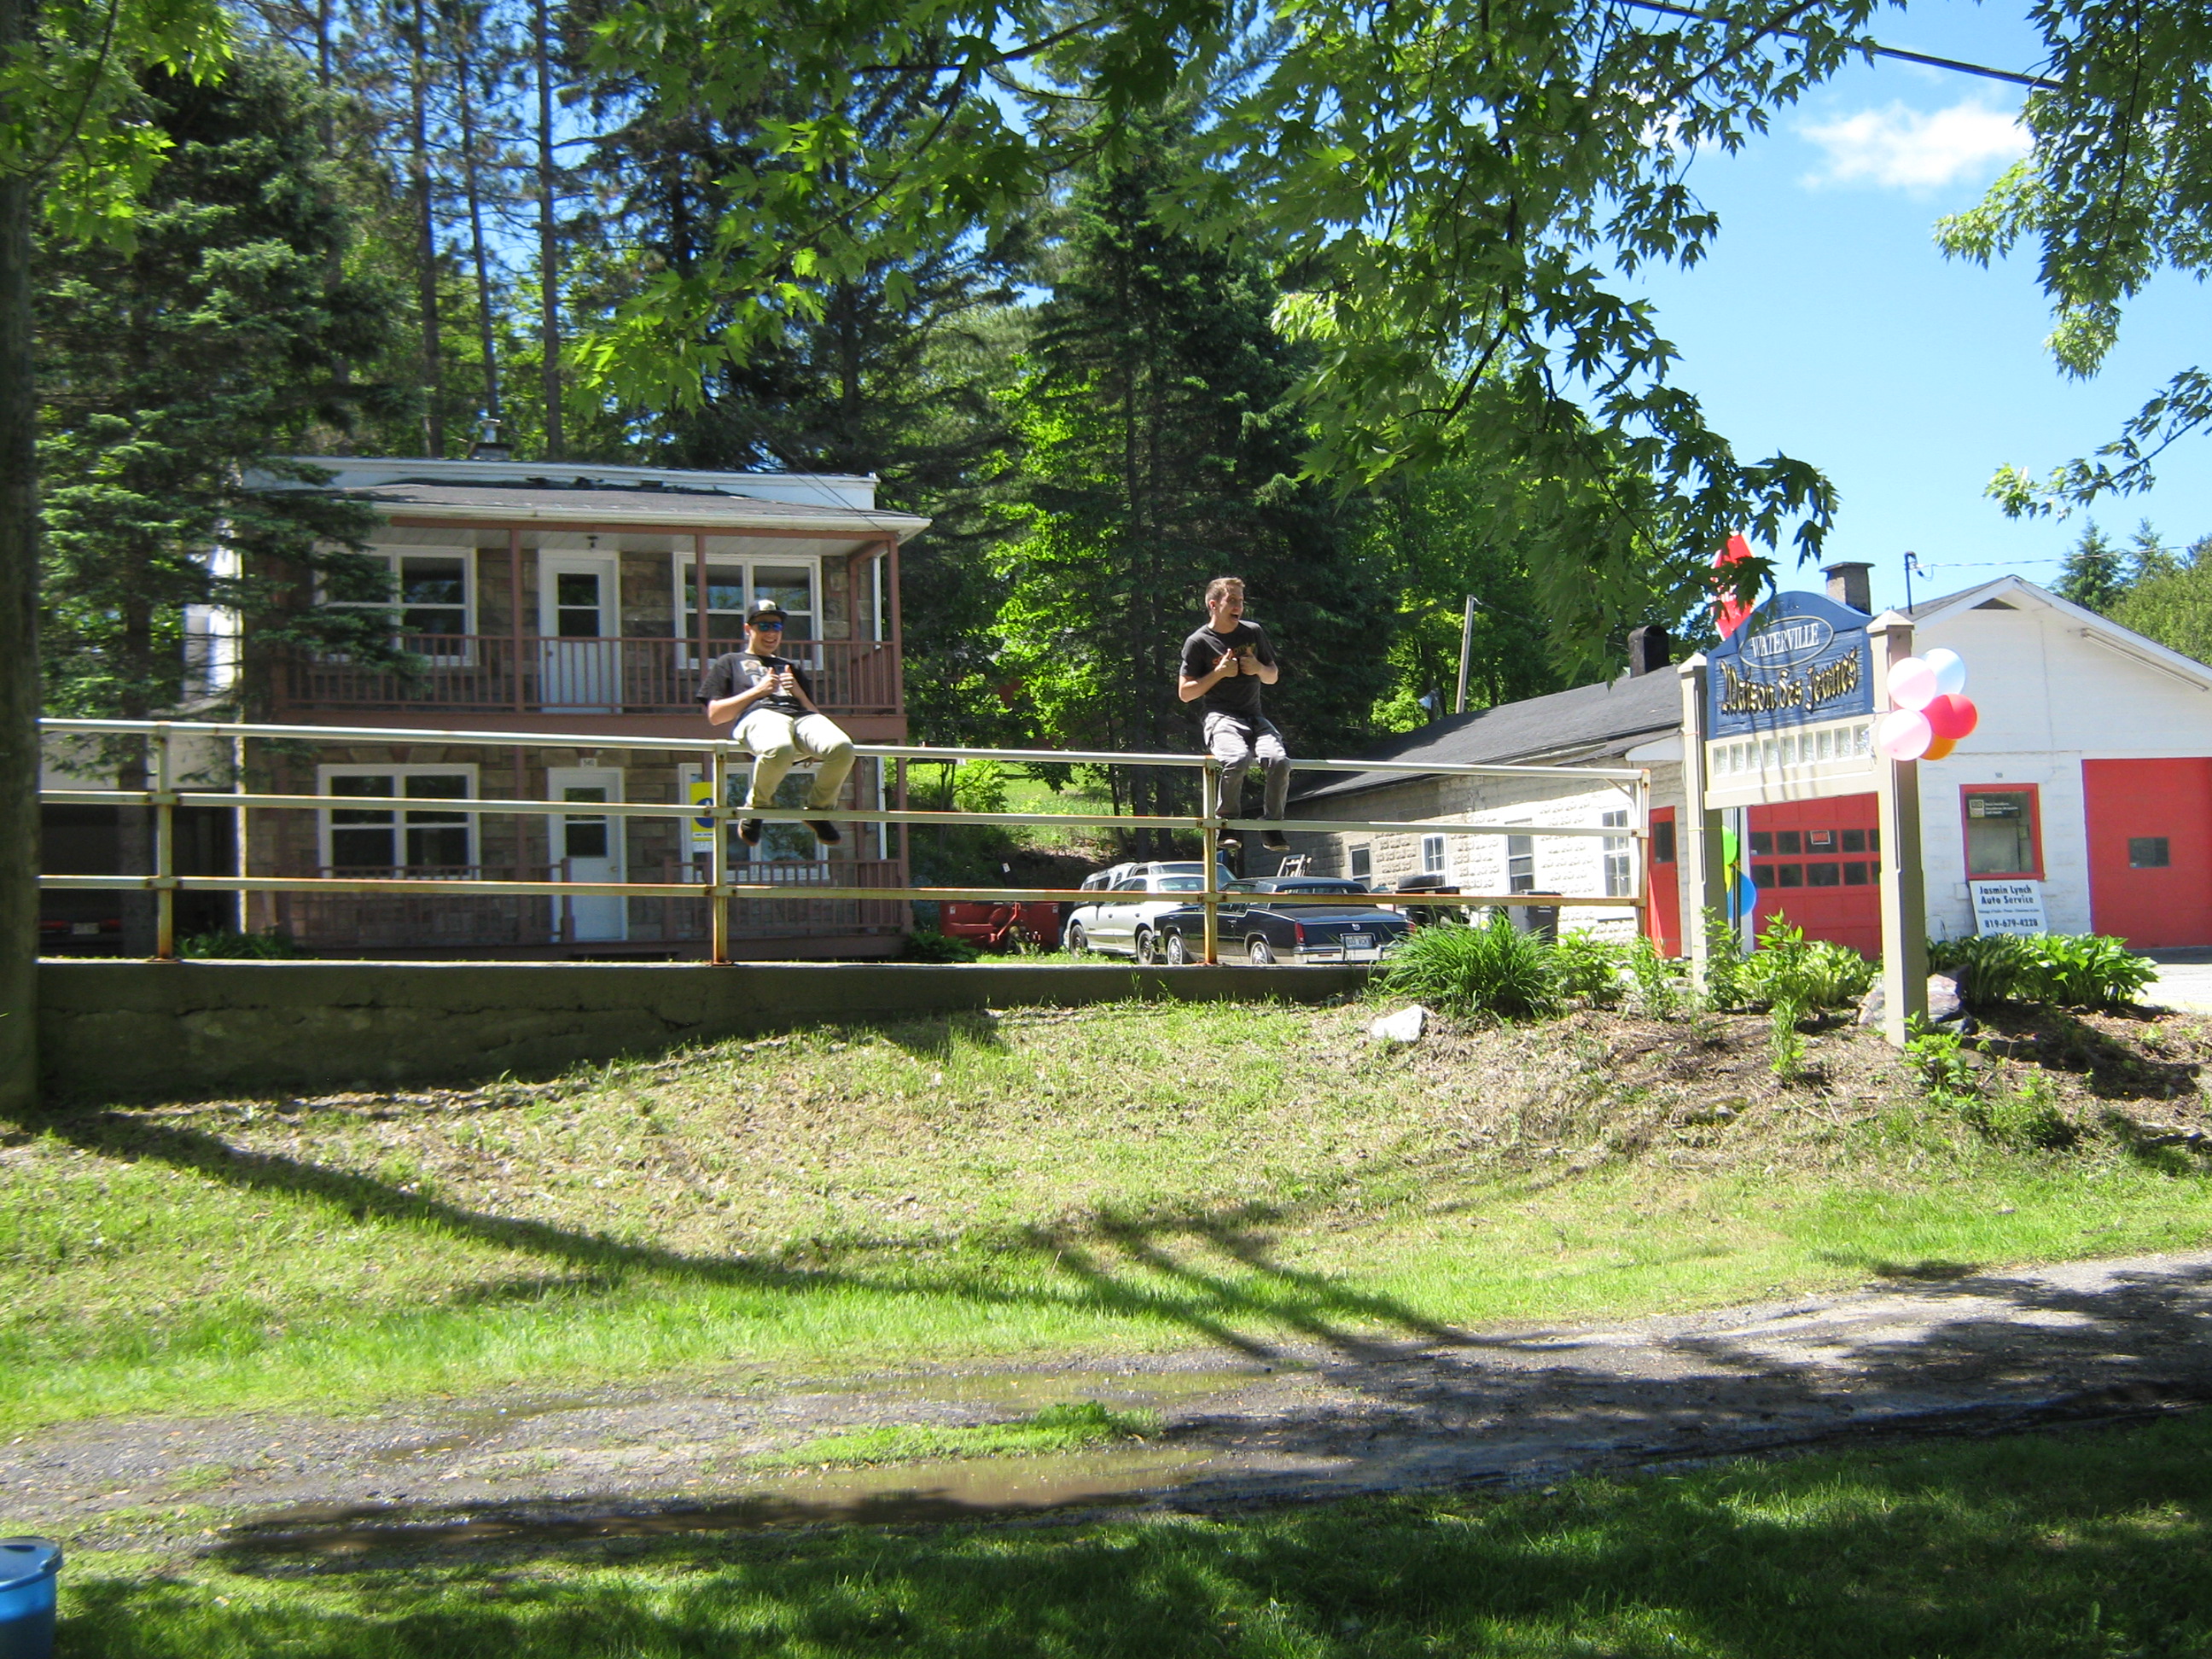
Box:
[2128,519,2180,585]
[2054,521,2127,614]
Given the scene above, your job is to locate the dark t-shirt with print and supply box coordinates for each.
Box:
[1180,622,1276,720]
[698,650,812,718]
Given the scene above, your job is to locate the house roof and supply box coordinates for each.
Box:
[1907,573,2212,693]
[1295,669,1680,802]
[333,477,930,543]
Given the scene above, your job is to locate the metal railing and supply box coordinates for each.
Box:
[272,636,903,719]
[37,717,1649,963]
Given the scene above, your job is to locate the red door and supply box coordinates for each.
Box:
[2084,758,2212,947]
[1645,806,1681,957]
[1747,794,1881,958]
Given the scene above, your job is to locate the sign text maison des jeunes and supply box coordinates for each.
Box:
[1708,589,1875,739]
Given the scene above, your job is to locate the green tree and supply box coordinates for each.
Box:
[2128,518,2180,585]
[990,134,1391,844]
[2053,520,2126,614]
[1939,0,2212,515]
[2113,533,2212,666]
[2,0,233,1109]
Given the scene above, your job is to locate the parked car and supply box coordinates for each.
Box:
[1061,860,1236,958]
[1151,876,1412,966]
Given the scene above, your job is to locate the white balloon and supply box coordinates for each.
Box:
[1877,707,1932,762]
[1889,656,1938,712]
[1924,647,1967,696]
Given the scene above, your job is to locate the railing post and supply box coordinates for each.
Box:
[1201,760,1220,966]
[153,723,176,960]
[708,743,731,964]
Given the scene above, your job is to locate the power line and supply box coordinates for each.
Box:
[1618,0,2060,92]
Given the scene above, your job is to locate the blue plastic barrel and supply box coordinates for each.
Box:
[0,1540,61,1659]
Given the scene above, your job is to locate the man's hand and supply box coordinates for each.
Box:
[1214,649,1241,679]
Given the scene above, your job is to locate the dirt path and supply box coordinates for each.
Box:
[14,1249,2212,1551]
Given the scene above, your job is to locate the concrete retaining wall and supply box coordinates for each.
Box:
[37,960,1373,1100]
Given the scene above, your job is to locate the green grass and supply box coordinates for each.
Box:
[754,1400,1159,1469]
[51,1407,2212,1656]
[5,1000,2210,1423]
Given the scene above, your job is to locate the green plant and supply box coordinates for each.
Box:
[1551,931,1627,1006]
[1982,1073,2078,1151]
[1736,919,1875,1012]
[1626,934,1685,1016]
[1768,998,1808,1081]
[898,927,981,963]
[1905,1017,1982,1107]
[1378,915,1558,1018]
[1929,934,2156,1009]
[178,928,308,959]
[1697,908,1749,1011]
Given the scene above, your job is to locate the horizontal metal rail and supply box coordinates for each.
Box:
[37,717,1652,962]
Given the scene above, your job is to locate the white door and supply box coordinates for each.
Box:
[548,766,626,940]
[538,555,621,711]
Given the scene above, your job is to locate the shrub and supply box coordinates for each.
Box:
[898,927,981,963]
[1930,933,2156,1009]
[178,928,307,959]
[1626,934,1685,1016]
[1733,919,1875,1012]
[1379,915,1558,1018]
[1551,930,1627,1006]
[1905,1016,1980,1104]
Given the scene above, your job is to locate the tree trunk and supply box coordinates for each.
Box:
[116,585,157,956]
[533,0,562,459]
[0,0,41,1110]
[453,14,500,428]
[409,0,446,456]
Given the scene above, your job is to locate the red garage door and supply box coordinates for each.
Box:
[1646,806,1681,957]
[2084,758,2212,947]
[1748,793,1881,958]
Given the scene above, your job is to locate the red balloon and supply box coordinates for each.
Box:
[1924,693,1979,742]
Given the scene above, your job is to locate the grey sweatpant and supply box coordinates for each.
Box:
[1203,712,1289,822]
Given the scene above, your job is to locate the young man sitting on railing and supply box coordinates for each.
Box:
[1178,575,1291,854]
[699,599,856,847]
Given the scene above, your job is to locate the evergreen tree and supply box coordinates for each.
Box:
[2053,521,2127,614]
[2114,530,2212,667]
[991,131,1392,841]
[2129,518,2180,585]
[36,48,408,725]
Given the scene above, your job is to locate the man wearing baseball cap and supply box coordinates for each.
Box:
[698,599,856,846]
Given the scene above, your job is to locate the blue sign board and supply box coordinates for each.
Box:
[1707,589,1872,738]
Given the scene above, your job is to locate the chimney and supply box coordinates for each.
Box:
[1627,624,1670,677]
[466,414,512,463]
[1824,562,1872,613]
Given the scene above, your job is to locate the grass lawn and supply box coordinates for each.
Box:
[6,998,2211,1424]
[51,1406,2212,1656]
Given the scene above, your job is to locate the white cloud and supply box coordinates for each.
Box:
[1798,100,2029,192]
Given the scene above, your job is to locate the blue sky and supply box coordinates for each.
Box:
[1625,0,2211,614]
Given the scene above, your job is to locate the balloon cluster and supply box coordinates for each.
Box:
[1875,649,1976,761]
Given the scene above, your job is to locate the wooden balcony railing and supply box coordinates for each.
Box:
[273,636,902,719]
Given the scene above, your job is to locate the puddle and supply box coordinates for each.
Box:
[821,1365,1291,1414]
[218,1444,1244,1555]
[363,1395,608,1464]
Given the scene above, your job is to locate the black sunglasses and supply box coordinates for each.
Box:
[749,617,786,628]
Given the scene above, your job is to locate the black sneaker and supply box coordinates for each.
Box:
[1261,829,1291,853]
[736,818,763,846]
[805,819,842,845]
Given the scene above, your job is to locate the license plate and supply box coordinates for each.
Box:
[1339,934,1372,950]
[71,921,101,937]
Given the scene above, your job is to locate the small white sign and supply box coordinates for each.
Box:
[1970,879,2047,936]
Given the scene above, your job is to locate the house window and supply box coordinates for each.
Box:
[677,761,826,865]
[1602,809,1633,897]
[1962,787,2042,878]
[324,549,474,654]
[1422,835,1447,875]
[1651,818,1676,864]
[2130,836,2171,869]
[321,767,475,871]
[677,557,819,655]
[1507,834,1535,894]
[1349,844,1372,880]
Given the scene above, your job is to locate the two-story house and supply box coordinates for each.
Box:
[47,457,930,960]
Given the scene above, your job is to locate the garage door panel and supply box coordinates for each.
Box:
[1749,794,1880,958]
[2084,759,2212,948]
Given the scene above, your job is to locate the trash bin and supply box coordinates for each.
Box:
[1508,894,1560,943]
[0,1540,60,1659]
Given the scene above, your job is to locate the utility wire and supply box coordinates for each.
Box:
[1619,0,2060,91]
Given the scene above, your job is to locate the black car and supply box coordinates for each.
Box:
[1149,876,1412,965]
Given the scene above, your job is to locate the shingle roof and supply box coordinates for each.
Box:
[323,478,930,539]
[1296,670,1680,801]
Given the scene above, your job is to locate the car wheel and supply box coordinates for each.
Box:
[1066,922,1090,956]
[1164,931,1191,966]
[1135,928,1158,965]
[1245,934,1276,966]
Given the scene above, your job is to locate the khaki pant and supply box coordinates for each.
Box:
[731,709,856,810]
[1203,713,1289,821]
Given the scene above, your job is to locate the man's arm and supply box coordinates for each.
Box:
[1249,631,1280,686]
[704,662,776,727]
[1177,647,1240,703]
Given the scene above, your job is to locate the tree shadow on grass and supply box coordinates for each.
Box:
[61,1413,2212,1659]
[1974,1006,2203,1101]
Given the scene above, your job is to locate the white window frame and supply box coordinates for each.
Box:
[318,764,479,872]
[1421,834,1447,875]
[1602,809,1634,899]
[321,546,477,664]
[1348,842,1372,880]
[672,553,823,667]
[676,760,828,865]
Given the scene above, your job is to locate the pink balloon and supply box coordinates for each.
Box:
[1889,657,1939,711]
[1924,693,1978,742]
[1877,708,1932,761]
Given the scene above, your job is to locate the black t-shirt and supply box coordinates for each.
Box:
[1180,622,1276,719]
[698,650,812,718]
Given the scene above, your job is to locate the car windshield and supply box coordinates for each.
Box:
[1158,876,1205,892]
